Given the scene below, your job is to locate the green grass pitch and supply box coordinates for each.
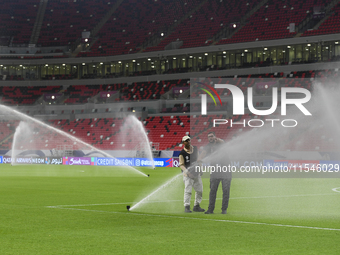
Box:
[0,164,339,254]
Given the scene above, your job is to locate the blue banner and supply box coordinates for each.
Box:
[135,158,172,167]
[96,157,173,167]
[0,156,175,167]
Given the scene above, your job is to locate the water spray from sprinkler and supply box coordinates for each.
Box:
[129,173,182,211]
[1,105,148,176]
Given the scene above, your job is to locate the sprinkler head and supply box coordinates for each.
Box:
[126,205,130,211]
[148,174,150,177]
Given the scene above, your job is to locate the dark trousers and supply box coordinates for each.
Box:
[208,178,231,211]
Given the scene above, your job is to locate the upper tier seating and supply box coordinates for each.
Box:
[0,0,39,45]
[78,0,198,57]
[217,0,332,45]
[37,0,109,46]
[1,0,338,56]
[302,3,340,36]
[144,0,261,52]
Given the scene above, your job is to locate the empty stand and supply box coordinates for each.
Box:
[63,84,125,104]
[37,0,109,46]
[79,0,198,57]
[0,0,40,45]
[302,3,340,36]
[0,86,61,105]
[120,79,189,101]
[144,0,261,52]
[218,0,332,45]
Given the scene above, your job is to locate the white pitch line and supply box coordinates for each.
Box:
[46,200,209,208]
[48,206,340,232]
[230,193,337,200]
[45,202,130,208]
[332,187,340,193]
[45,193,338,208]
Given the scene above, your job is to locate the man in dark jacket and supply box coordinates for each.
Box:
[179,135,205,213]
[198,131,231,214]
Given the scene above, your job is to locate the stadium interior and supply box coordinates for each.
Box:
[1,0,340,155]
